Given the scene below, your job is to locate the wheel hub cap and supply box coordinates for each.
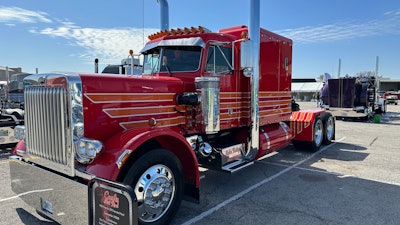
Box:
[315,121,323,145]
[135,164,175,223]
[326,118,334,140]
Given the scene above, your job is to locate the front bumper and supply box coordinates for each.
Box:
[9,156,88,225]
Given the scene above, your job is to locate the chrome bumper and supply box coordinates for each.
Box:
[9,156,88,225]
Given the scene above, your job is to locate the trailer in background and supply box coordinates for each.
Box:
[320,76,386,120]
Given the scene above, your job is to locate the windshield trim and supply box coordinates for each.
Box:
[140,37,205,53]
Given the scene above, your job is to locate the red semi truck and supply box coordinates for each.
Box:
[9,3,335,225]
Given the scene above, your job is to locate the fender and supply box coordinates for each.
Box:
[86,127,200,188]
[291,109,326,142]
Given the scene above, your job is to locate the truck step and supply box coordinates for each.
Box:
[221,159,254,173]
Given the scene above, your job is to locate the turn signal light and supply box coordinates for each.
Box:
[241,31,249,40]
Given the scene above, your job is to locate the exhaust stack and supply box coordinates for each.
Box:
[94,58,99,73]
[248,0,260,159]
[158,0,169,31]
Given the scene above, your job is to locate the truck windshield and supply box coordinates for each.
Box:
[143,46,202,74]
[143,51,160,74]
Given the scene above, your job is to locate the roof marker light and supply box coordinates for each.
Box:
[177,28,183,35]
[147,26,212,40]
[241,31,249,40]
[184,27,190,34]
[198,26,204,33]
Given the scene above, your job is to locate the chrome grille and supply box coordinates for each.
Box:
[25,86,68,165]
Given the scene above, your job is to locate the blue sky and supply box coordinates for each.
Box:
[0,0,399,79]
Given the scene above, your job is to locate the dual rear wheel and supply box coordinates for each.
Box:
[322,113,335,145]
[293,112,335,151]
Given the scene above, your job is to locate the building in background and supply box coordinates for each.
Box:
[379,78,400,92]
[292,78,324,102]
[0,66,23,81]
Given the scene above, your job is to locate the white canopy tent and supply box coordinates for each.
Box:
[291,82,324,101]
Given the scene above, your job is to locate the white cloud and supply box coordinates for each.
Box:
[0,6,52,23]
[27,7,400,64]
[3,6,400,66]
[30,22,158,63]
[276,9,400,44]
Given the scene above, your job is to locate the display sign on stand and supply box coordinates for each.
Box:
[88,177,138,225]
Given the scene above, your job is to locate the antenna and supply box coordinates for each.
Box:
[142,0,145,46]
[338,58,341,78]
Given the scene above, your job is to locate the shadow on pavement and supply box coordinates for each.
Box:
[0,143,16,160]
[16,208,59,225]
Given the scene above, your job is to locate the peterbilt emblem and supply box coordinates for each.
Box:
[38,76,46,84]
[148,118,157,128]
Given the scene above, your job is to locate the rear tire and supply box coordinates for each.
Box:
[311,116,324,151]
[293,116,323,151]
[321,113,335,145]
[123,149,183,225]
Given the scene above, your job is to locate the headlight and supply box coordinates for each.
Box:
[75,138,103,164]
[14,125,25,140]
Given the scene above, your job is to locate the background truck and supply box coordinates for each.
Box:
[383,91,399,105]
[0,72,28,144]
[98,53,143,75]
[320,75,387,119]
[9,1,335,225]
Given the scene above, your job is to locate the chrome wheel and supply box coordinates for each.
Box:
[314,119,323,147]
[325,116,334,141]
[135,164,175,223]
[124,149,183,225]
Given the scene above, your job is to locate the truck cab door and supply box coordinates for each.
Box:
[204,43,243,130]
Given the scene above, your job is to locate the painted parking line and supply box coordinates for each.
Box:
[0,188,53,202]
[262,161,344,176]
[181,137,346,225]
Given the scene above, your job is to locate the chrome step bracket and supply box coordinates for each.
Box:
[221,159,254,173]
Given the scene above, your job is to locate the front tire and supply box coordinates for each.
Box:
[123,149,183,225]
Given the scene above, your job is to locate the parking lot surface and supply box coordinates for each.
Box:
[1,103,400,225]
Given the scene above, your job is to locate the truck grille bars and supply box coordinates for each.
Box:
[24,85,74,176]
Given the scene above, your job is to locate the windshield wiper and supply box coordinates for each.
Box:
[162,55,172,76]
